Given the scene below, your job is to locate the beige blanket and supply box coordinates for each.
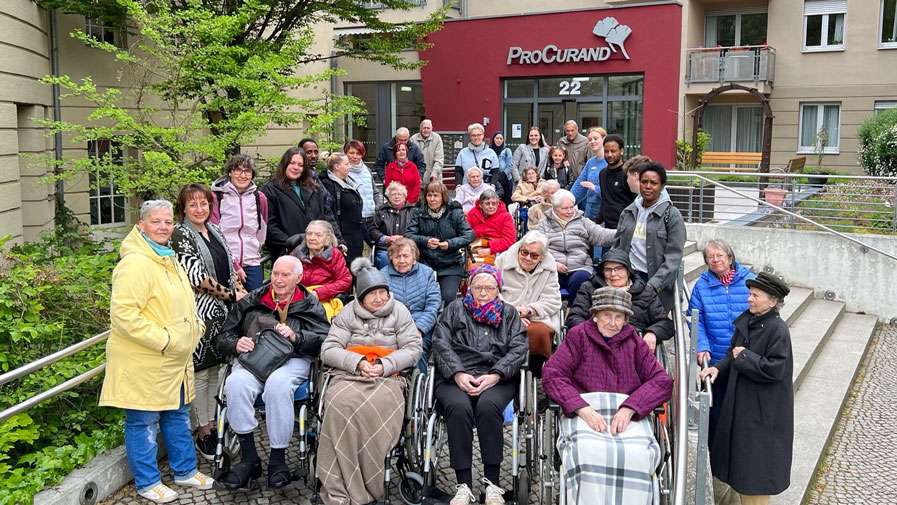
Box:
[317,372,407,504]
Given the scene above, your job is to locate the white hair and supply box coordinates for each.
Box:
[140,200,173,221]
[564,120,578,128]
[465,166,483,181]
[520,230,548,251]
[468,123,485,134]
[386,180,408,197]
[274,255,303,277]
[420,119,433,127]
[542,179,561,191]
[551,189,576,208]
[395,127,410,137]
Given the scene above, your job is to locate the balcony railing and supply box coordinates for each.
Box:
[364,0,427,8]
[685,45,775,85]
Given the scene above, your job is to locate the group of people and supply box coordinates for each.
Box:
[99,118,793,505]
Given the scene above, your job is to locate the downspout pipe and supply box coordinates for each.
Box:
[49,8,64,209]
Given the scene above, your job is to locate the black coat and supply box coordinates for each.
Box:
[565,275,675,342]
[214,284,330,361]
[404,201,475,276]
[320,174,364,266]
[432,299,528,381]
[260,181,344,258]
[711,308,793,495]
[367,202,417,247]
[374,138,427,181]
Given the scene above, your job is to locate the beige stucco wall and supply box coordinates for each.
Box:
[0,0,53,245]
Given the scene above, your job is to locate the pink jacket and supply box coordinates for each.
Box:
[210,177,268,268]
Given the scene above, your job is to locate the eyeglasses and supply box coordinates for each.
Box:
[603,265,627,275]
[518,249,542,259]
[707,254,728,261]
[231,168,253,176]
[469,285,498,293]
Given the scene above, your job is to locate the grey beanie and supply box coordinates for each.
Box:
[350,257,389,300]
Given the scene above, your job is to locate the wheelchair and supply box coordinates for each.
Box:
[534,345,674,505]
[311,366,429,505]
[419,360,536,505]
[512,202,532,239]
[211,359,319,492]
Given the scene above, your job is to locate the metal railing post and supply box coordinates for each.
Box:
[671,263,689,505]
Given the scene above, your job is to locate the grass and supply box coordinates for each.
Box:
[794,180,896,234]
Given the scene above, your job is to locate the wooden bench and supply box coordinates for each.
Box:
[700,151,762,171]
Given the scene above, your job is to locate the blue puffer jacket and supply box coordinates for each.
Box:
[688,262,756,364]
[382,261,441,334]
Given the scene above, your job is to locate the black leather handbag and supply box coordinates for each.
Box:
[238,327,294,382]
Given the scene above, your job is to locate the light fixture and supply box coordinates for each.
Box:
[400,86,413,92]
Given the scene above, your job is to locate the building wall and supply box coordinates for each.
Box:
[0,0,54,245]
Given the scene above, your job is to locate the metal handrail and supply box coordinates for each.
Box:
[0,331,109,424]
[671,263,690,505]
[667,171,897,263]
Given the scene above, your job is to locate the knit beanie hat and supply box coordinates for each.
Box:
[350,257,390,299]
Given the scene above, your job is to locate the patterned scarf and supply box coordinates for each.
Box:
[427,205,446,219]
[462,290,503,328]
[715,267,735,287]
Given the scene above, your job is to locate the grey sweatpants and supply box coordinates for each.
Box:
[224,358,311,449]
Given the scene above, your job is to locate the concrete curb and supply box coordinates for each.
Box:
[33,445,132,505]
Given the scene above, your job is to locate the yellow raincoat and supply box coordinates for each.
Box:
[99,226,204,411]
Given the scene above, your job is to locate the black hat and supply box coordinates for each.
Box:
[350,257,390,300]
[745,272,790,300]
[597,248,632,278]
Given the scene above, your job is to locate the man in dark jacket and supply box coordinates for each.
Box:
[214,256,330,491]
[373,127,427,181]
[596,134,636,229]
[566,248,674,351]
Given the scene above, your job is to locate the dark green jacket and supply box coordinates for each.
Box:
[405,201,474,276]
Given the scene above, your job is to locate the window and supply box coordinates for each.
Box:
[804,1,846,51]
[799,103,841,154]
[87,139,127,226]
[704,10,768,47]
[875,100,897,113]
[882,0,897,47]
[85,17,117,46]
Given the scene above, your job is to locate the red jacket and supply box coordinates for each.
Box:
[290,244,352,302]
[466,202,516,254]
[384,160,421,205]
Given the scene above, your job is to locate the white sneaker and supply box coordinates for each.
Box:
[483,477,506,505]
[174,470,214,490]
[137,483,177,503]
[450,483,476,505]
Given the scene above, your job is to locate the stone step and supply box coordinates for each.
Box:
[789,299,845,391]
[779,286,814,325]
[684,240,697,255]
[683,250,707,283]
[769,313,877,505]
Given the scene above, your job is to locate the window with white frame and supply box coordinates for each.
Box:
[87,139,127,226]
[799,103,841,154]
[874,100,897,113]
[804,1,846,51]
[85,17,117,46]
[882,0,897,47]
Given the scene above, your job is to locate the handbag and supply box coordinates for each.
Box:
[238,327,294,382]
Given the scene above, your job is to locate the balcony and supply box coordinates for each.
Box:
[685,45,775,95]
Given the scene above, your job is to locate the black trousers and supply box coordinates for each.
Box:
[434,375,517,471]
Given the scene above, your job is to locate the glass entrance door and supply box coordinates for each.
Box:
[538,103,564,147]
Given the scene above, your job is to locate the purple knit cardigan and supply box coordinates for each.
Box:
[542,321,673,418]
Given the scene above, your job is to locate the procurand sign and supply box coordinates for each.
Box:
[507,16,633,65]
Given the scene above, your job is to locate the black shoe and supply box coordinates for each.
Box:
[267,463,294,489]
[224,459,262,491]
[196,434,216,461]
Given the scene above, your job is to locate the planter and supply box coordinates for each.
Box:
[806,171,829,188]
[763,187,787,207]
[668,184,716,223]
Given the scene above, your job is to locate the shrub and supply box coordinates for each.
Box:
[857,108,897,177]
[0,224,122,505]
[675,130,711,170]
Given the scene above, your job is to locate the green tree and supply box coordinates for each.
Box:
[36,0,446,199]
[857,108,897,177]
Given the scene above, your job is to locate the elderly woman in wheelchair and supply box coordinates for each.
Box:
[542,287,673,504]
[316,257,422,505]
[431,264,528,505]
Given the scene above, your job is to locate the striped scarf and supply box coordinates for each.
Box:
[715,268,735,287]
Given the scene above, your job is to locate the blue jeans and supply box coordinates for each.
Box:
[124,388,197,492]
[375,249,390,270]
[417,329,433,373]
[558,270,592,306]
[242,265,264,292]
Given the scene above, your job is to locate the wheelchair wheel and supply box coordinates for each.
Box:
[398,472,424,505]
[539,409,556,505]
[516,467,531,505]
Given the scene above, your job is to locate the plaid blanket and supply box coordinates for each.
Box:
[317,371,407,505]
[557,392,660,505]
